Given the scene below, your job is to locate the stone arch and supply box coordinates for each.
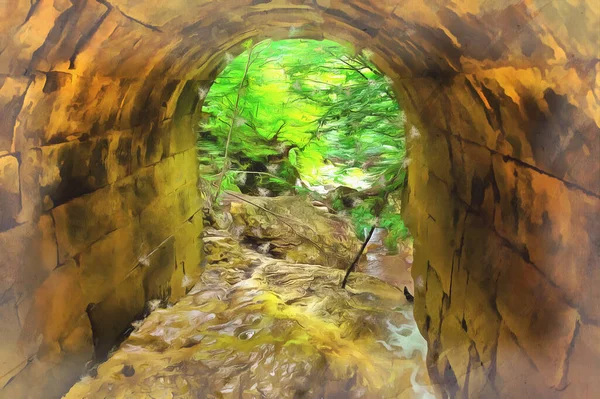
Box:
[0,1,598,397]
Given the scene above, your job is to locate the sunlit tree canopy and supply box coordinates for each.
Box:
[198,39,409,248]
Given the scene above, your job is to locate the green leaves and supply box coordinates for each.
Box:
[288,147,298,167]
[197,38,409,245]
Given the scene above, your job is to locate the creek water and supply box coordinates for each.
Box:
[65,228,434,399]
[356,228,414,293]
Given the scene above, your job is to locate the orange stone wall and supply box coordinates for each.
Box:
[0,1,598,397]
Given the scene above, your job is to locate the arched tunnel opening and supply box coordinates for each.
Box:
[0,1,598,398]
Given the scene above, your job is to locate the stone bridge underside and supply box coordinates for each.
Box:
[0,0,598,397]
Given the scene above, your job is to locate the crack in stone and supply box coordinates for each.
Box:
[9,78,33,152]
[449,210,469,307]
[0,283,15,305]
[69,2,114,70]
[97,0,163,33]
[455,134,600,200]
[416,162,594,325]
[0,356,34,390]
[555,319,580,391]
[48,212,60,270]
[18,0,40,29]
[487,224,599,327]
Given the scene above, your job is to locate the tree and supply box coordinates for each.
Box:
[198,38,410,249]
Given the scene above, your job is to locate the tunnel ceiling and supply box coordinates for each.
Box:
[0,0,599,398]
[0,0,597,190]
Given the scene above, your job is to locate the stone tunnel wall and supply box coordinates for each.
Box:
[0,0,598,398]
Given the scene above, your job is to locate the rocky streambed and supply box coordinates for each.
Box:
[65,194,434,398]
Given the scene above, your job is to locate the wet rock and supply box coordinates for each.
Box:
[223,193,362,269]
[65,243,432,399]
[121,365,135,377]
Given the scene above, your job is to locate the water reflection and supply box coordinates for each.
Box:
[66,232,433,398]
[357,228,414,292]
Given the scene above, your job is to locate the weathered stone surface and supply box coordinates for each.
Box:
[227,193,362,269]
[78,222,143,304]
[496,242,579,388]
[0,76,29,152]
[38,131,133,206]
[87,266,147,360]
[142,235,176,301]
[0,214,57,298]
[139,180,203,250]
[16,148,44,224]
[563,323,600,398]
[495,322,563,399]
[0,154,20,229]
[0,299,28,389]
[52,184,132,263]
[19,259,87,351]
[0,0,597,397]
[493,153,600,322]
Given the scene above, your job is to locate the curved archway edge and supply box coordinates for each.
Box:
[0,1,598,397]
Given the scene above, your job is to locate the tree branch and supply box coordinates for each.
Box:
[213,44,256,203]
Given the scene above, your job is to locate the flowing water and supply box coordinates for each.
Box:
[356,228,414,293]
[65,228,434,399]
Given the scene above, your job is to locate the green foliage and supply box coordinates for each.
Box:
[378,205,410,252]
[344,199,409,251]
[348,199,379,240]
[198,38,410,246]
[198,39,405,192]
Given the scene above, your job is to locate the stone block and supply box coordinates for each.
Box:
[439,315,473,389]
[86,266,146,360]
[52,185,132,263]
[493,153,600,322]
[465,350,497,399]
[442,77,499,150]
[0,76,29,152]
[0,341,93,399]
[462,280,500,367]
[139,180,202,250]
[410,240,428,334]
[27,0,107,73]
[0,154,20,230]
[495,322,562,399]
[38,131,133,207]
[425,265,446,347]
[39,140,98,206]
[60,314,94,361]
[131,123,168,169]
[16,148,43,224]
[113,164,158,216]
[496,255,578,387]
[420,128,453,187]
[174,218,203,263]
[173,80,202,121]
[415,173,465,294]
[459,213,511,293]
[153,153,187,196]
[142,236,176,301]
[172,222,204,300]
[452,139,496,222]
[168,255,187,301]
[0,214,57,299]
[0,1,597,398]
[9,73,58,150]
[152,148,198,196]
[19,259,87,355]
[0,0,65,75]
[78,222,143,304]
[0,299,28,389]
[105,131,133,184]
[562,323,600,398]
